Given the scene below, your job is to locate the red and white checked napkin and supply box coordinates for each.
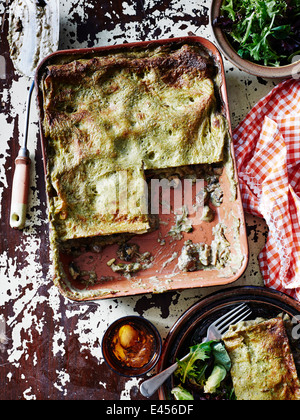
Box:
[233,78,300,301]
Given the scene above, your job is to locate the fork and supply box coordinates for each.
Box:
[139,303,251,398]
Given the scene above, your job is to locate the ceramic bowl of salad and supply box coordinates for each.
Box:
[210,0,300,79]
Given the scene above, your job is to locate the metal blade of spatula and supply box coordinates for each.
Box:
[8,0,59,229]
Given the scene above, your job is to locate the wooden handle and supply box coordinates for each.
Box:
[10,154,31,230]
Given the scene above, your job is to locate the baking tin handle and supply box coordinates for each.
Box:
[10,148,31,230]
[10,81,34,230]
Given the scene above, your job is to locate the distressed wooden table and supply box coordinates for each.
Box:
[0,0,276,400]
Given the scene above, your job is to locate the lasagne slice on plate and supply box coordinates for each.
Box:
[223,317,300,400]
[49,162,149,241]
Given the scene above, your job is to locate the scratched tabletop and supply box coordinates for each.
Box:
[0,0,276,400]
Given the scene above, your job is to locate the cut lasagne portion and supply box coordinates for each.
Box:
[49,162,149,240]
[223,317,300,400]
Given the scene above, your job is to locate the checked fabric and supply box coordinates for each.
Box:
[233,78,300,300]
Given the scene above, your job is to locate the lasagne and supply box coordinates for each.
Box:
[41,43,228,241]
[223,317,300,400]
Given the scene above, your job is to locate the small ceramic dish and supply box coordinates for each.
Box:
[210,0,300,79]
[102,316,162,377]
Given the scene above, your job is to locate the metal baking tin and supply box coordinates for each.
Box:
[35,36,249,301]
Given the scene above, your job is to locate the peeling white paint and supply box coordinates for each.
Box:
[0,112,12,218]
[54,369,70,394]
[122,1,135,16]
[23,386,36,400]
[120,377,142,400]
[52,325,67,357]
[0,315,8,353]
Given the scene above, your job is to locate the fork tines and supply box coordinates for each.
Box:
[215,303,252,334]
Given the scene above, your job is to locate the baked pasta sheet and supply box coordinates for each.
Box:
[41,43,227,240]
[223,317,300,400]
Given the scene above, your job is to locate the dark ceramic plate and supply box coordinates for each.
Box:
[157,286,300,400]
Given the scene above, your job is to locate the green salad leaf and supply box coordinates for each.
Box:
[215,0,300,66]
[171,386,194,401]
[204,365,227,394]
[172,340,233,400]
[212,341,231,371]
[176,342,211,384]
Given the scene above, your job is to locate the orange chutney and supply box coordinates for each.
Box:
[110,322,155,369]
